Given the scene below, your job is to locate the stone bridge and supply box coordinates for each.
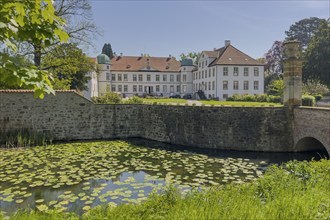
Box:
[293,107,330,155]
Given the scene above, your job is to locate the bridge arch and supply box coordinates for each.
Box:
[295,137,329,157]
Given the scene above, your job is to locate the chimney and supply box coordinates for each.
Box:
[225,40,231,47]
[141,53,143,57]
[213,48,217,51]
[120,52,123,57]
[169,54,172,58]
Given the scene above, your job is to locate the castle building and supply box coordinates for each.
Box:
[85,41,264,100]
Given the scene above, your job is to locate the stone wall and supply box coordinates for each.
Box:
[0,91,293,152]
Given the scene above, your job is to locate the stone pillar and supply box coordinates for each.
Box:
[283,40,302,107]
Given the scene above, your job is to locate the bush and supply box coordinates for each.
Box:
[123,96,143,104]
[302,95,316,106]
[314,94,323,101]
[226,94,281,103]
[92,92,122,104]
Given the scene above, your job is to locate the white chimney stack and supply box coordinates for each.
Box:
[225,40,231,47]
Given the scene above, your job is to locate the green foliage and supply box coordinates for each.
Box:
[179,52,201,65]
[266,79,284,96]
[303,21,330,86]
[302,95,316,106]
[302,79,329,96]
[92,92,122,104]
[123,96,144,104]
[285,17,327,48]
[0,129,52,148]
[102,43,114,59]
[0,0,69,98]
[42,43,95,91]
[226,94,282,103]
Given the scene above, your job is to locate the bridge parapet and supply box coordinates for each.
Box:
[293,107,330,155]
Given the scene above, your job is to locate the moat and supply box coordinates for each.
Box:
[0,139,326,215]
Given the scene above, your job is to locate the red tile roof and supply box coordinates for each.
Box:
[110,56,181,72]
[0,90,77,93]
[210,45,263,66]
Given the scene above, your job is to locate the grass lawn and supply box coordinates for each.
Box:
[200,100,283,107]
[142,98,187,104]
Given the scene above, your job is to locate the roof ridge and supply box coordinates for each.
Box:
[0,90,78,93]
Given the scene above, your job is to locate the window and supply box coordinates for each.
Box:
[156,85,160,92]
[202,71,204,79]
[138,74,143,81]
[209,82,211,90]
[124,85,128,92]
[138,85,143,92]
[163,85,167,92]
[147,74,151,82]
[223,81,228,90]
[170,85,174,93]
[233,81,239,90]
[163,75,167,82]
[213,68,215,77]
[133,74,137,81]
[118,85,122,92]
[205,60,208,66]
[209,69,211,77]
[234,67,239,76]
[244,67,249,76]
[223,94,228,99]
[133,85,137,92]
[156,75,160,81]
[204,82,207,91]
[170,75,174,82]
[254,81,259,90]
[202,61,204,68]
[112,73,116,81]
[111,85,116,92]
[199,63,201,68]
[177,85,180,93]
[254,67,259,76]
[177,74,180,82]
[118,74,122,81]
[106,72,110,80]
[106,84,110,92]
[212,81,215,90]
[244,81,249,90]
[182,85,187,93]
[123,74,128,81]
[223,67,228,76]
[107,65,109,70]
[199,71,201,79]
[183,74,186,82]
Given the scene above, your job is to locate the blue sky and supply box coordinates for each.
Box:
[88,0,329,59]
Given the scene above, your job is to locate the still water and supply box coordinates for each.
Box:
[0,139,326,215]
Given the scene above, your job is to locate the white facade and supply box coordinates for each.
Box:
[85,42,264,100]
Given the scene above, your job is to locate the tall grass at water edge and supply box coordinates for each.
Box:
[1,159,329,220]
[0,129,52,148]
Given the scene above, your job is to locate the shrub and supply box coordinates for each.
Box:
[266,79,284,96]
[255,94,269,102]
[314,94,323,101]
[241,94,256,102]
[302,95,316,106]
[92,92,122,104]
[267,95,282,103]
[124,96,143,104]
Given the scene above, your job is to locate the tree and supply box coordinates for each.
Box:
[303,21,330,86]
[15,0,98,67]
[179,52,201,65]
[42,43,95,91]
[102,43,114,59]
[285,17,326,48]
[265,41,284,75]
[0,0,69,98]
[266,78,284,96]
